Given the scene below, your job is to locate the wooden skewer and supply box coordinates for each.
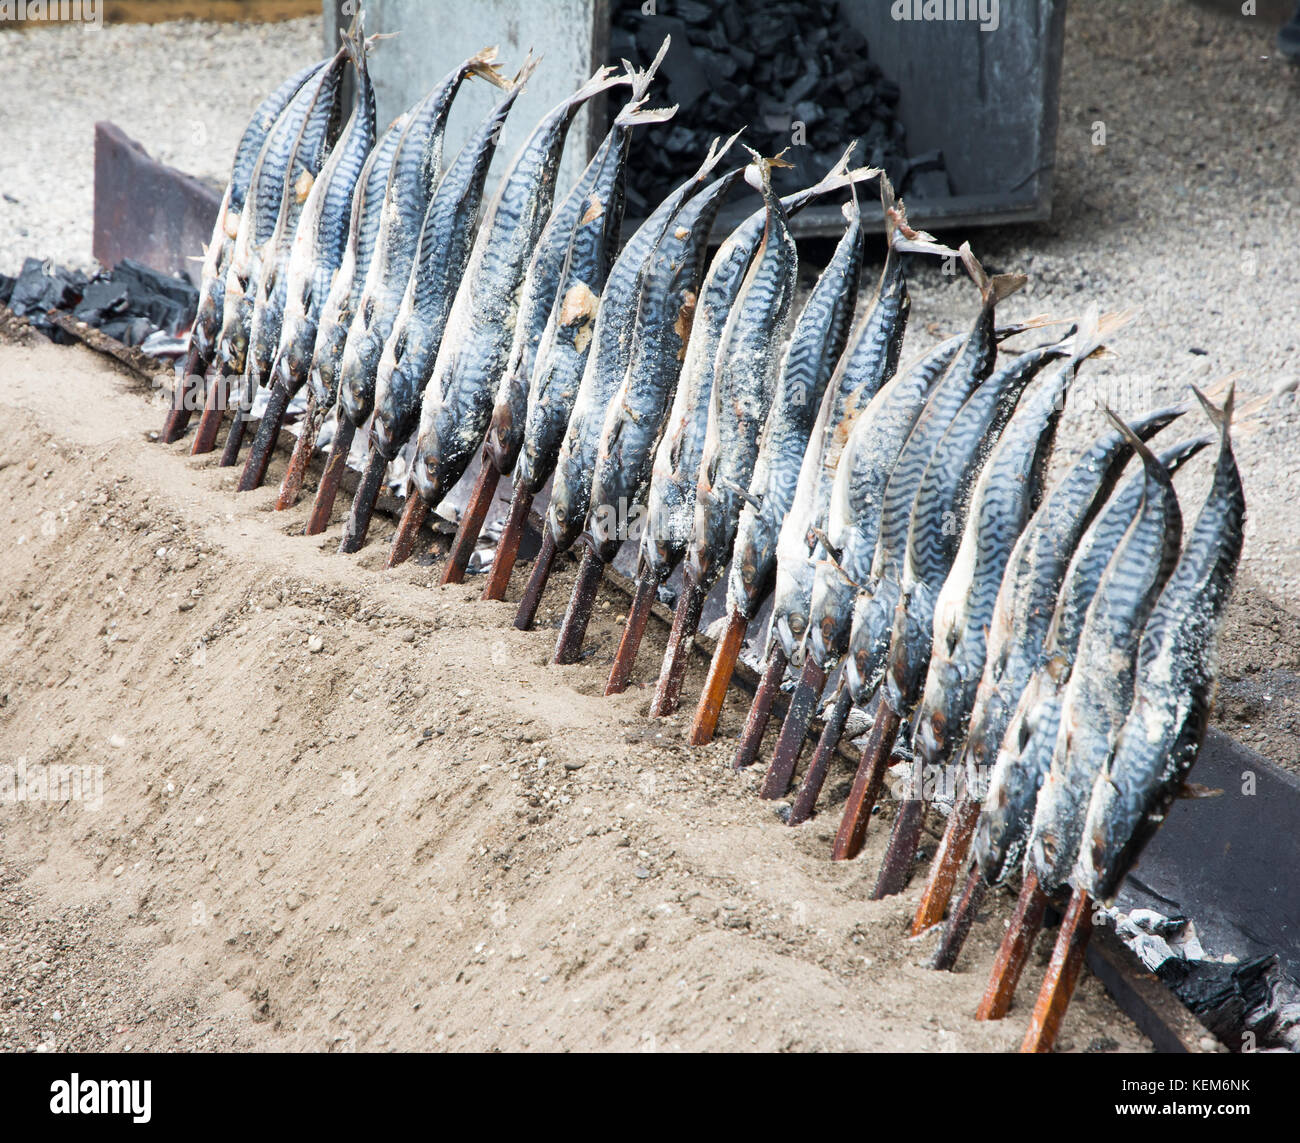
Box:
[190,370,229,455]
[687,608,748,745]
[513,531,557,630]
[306,418,356,536]
[733,645,788,770]
[830,700,900,860]
[649,569,707,718]
[1020,887,1093,1053]
[871,797,928,898]
[605,571,660,695]
[384,487,429,567]
[218,376,254,467]
[161,340,205,442]
[338,447,388,554]
[787,682,853,825]
[237,381,292,492]
[975,871,1049,1021]
[912,796,981,935]
[759,659,826,799]
[276,389,321,510]
[553,547,605,664]
[930,863,987,971]
[442,459,501,585]
[481,484,534,601]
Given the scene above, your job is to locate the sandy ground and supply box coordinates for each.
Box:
[0,323,1160,1054]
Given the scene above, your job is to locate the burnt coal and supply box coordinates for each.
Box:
[2,255,198,348]
[611,0,945,211]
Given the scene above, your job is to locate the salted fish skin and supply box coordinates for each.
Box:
[1025,419,1185,894]
[309,110,409,409]
[687,152,801,596]
[543,134,741,549]
[273,29,378,399]
[371,65,534,462]
[1077,390,1244,901]
[585,168,743,565]
[483,44,674,477]
[726,195,866,623]
[638,148,877,589]
[339,48,507,428]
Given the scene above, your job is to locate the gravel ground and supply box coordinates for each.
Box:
[0,17,320,273]
[0,1,1296,613]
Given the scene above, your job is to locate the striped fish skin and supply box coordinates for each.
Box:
[1025,422,1185,895]
[840,256,1024,705]
[218,51,348,381]
[726,197,865,623]
[972,435,1210,884]
[272,31,377,399]
[339,49,507,429]
[687,154,800,595]
[913,340,1089,777]
[309,111,408,409]
[191,59,327,373]
[767,180,928,662]
[483,45,673,477]
[410,66,636,510]
[639,150,875,589]
[243,52,350,411]
[959,405,1185,799]
[1077,392,1244,901]
[541,135,739,547]
[881,278,1041,719]
[369,71,530,462]
[585,168,743,565]
[805,335,958,670]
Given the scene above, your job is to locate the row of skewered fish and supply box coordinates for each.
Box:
[162,21,1249,1050]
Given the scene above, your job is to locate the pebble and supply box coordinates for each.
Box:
[307,635,324,654]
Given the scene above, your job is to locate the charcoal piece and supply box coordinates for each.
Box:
[791,100,825,127]
[73,278,131,326]
[698,49,737,83]
[785,70,821,107]
[0,274,14,307]
[9,257,81,319]
[676,0,712,23]
[721,4,744,42]
[113,258,198,309]
[730,45,755,72]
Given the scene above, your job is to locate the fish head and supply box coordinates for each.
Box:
[914,659,963,770]
[191,291,223,365]
[338,322,385,425]
[548,482,585,553]
[807,563,857,669]
[773,609,809,666]
[276,316,318,395]
[408,433,442,505]
[218,298,252,378]
[310,318,348,406]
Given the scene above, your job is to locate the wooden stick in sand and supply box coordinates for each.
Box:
[732,646,788,769]
[830,700,901,860]
[1020,886,1093,1053]
[912,796,982,935]
[482,484,534,601]
[605,572,660,695]
[686,608,748,744]
[975,871,1050,1020]
[442,459,502,585]
[649,568,707,718]
[759,659,826,799]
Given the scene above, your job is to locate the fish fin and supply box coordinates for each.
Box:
[568,63,631,106]
[741,145,793,192]
[1177,781,1223,799]
[624,35,671,101]
[961,243,1027,303]
[1071,307,1136,363]
[882,176,958,257]
[717,476,763,511]
[614,99,677,128]
[994,314,1069,342]
[465,46,510,90]
[842,178,861,224]
[510,52,541,90]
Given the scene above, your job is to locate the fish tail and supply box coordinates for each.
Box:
[466,46,510,90]
[696,129,746,183]
[883,180,957,257]
[624,34,671,101]
[741,144,794,195]
[614,99,677,129]
[1070,307,1135,364]
[961,243,1027,304]
[510,51,541,90]
[567,63,627,105]
[1191,380,1235,436]
[1101,405,1162,476]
